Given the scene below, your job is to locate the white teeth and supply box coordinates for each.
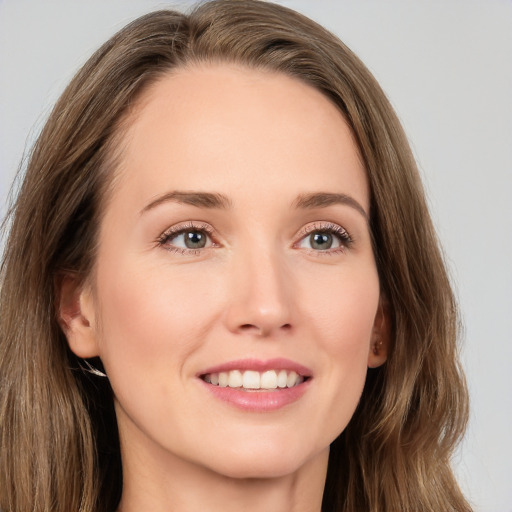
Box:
[228,370,243,388]
[277,369,288,388]
[219,372,229,387]
[203,369,305,390]
[242,370,260,389]
[286,371,298,388]
[260,370,278,389]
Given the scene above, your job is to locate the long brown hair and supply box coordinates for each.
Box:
[0,1,471,511]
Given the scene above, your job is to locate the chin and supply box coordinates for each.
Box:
[203,440,321,480]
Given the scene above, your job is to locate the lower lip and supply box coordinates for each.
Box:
[200,379,311,412]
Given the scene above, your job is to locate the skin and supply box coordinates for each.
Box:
[61,64,388,512]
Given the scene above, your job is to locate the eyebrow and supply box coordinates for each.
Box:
[140,191,232,214]
[140,189,368,220]
[293,192,368,220]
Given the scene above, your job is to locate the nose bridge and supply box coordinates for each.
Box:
[225,239,293,336]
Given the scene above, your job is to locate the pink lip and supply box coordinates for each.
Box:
[201,381,310,412]
[197,358,313,412]
[198,358,313,377]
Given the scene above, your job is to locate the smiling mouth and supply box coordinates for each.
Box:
[200,369,308,391]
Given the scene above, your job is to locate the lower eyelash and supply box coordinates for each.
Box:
[300,222,354,256]
[156,221,353,256]
[156,222,214,249]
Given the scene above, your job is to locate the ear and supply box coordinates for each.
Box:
[367,298,391,368]
[57,273,100,358]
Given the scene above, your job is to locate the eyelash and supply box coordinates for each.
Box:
[157,222,217,255]
[295,222,354,256]
[156,221,354,256]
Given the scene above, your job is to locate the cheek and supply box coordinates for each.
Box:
[321,282,378,377]
[302,263,380,352]
[298,264,379,438]
[93,256,222,374]
[91,257,226,439]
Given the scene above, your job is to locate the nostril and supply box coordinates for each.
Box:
[239,324,260,332]
[237,323,292,335]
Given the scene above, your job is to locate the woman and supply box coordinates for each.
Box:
[0,1,471,511]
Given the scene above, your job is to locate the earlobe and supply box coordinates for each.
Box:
[57,274,100,359]
[368,299,391,368]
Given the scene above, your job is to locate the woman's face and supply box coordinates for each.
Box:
[68,64,387,479]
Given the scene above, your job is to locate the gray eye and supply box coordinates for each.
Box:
[297,226,348,251]
[183,231,207,249]
[166,229,211,250]
[309,232,333,250]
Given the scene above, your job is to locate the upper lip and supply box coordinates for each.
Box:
[198,358,313,378]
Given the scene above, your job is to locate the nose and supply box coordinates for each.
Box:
[224,248,294,337]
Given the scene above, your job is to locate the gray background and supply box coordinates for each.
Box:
[1,1,511,510]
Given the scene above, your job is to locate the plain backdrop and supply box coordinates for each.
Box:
[1,1,511,511]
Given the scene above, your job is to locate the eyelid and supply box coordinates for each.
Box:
[293,221,354,253]
[155,220,353,256]
[157,221,219,254]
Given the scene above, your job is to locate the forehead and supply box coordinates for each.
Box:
[112,63,368,213]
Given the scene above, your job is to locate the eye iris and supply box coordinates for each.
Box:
[310,232,332,250]
[185,231,206,249]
